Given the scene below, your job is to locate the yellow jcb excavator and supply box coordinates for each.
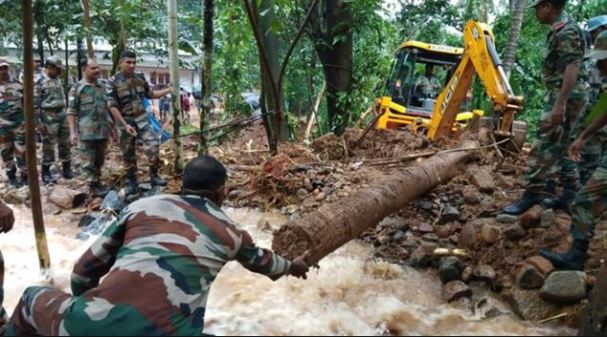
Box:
[376,20,527,148]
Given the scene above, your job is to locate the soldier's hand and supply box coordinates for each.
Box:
[0,202,15,234]
[551,103,566,126]
[125,124,137,137]
[569,138,585,162]
[288,251,310,279]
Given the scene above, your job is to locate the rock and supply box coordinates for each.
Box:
[315,192,326,201]
[462,266,474,283]
[541,209,556,228]
[540,271,587,304]
[303,196,318,208]
[297,188,308,200]
[473,265,497,284]
[49,186,87,209]
[525,256,554,277]
[409,243,438,268]
[463,186,482,205]
[503,224,526,241]
[496,214,518,224]
[480,224,500,245]
[519,205,542,229]
[77,214,96,228]
[392,230,405,241]
[442,280,472,302]
[435,225,452,238]
[587,275,597,289]
[458,223,477,249]
[418,199,434,211]
[439,257,465,283]
[422,233,439,242]
[505,288,561,321]
[516,264,546,290]
[418,223,434,234]
[499,275,514,289]
[402,238,420,249]
[470,169,495,194]
[3,186,29,204]
[441,205,460,223]
[100,191,125,212]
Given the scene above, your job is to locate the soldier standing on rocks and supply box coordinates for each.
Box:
[503,0,587,215]
[34,56,74,185]
[0,59,27,188]
[67,58,112,198]
[108,50,171,196]
[5,155,309,336]
[542,31,607,271]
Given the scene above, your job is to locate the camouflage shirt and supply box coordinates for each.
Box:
[0,78,24,124]
[67,79,113,141]
[34,73,65,111]
[108,72,152,120]
[19,67,45,84]
[542,13,586,88]
[70,194,292,336]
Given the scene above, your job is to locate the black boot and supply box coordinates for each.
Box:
[540,239,589,271]
[6,168,18,187]
[18,171,27,188]
[89,182,110,198]
[124,177,139,196]
[502,190,541,215]
[150,170,167,187]
[62,161,74,179]
[41,165,57,185]
[542,188,577,214]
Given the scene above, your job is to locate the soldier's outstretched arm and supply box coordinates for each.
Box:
[232,226,309,281]
[570,105,607,161]
[70,213,128,296]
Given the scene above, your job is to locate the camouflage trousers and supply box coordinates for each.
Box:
[78,140,107,184]
[0,123,25,173]
[120,119,160,177]
[570,155,607,243]
[0,250,7,329]
[41,110,71,166]
[7,287,75,336]
[525,90,586,193]
[577,137,603,186]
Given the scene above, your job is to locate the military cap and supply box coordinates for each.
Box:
[45,55,63,69]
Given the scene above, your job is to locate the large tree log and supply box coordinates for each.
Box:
[272,140,479,264]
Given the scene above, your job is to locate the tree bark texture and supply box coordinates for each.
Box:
[81,0,94,58]
[167,0,184,173]
[502,0,527,76]
[312,0,353,135]
[272,140,479,264]
[199,0,214,155]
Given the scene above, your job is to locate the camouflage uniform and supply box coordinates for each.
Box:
[18,67,44,84]
[525,13,587,194]
[573,60,605,185]
[67,79,112,184]
[415,75,441,98]
[34,73,71,167]
[569,77,607,244]
[0,78,26,177]
[108,72,160,179]
[6,194,293,336]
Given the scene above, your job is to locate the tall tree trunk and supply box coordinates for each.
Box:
[64,37,69,102]
[316,0,353,135]
[112,0,127,74]
[33,0,45,61]
[273,140,479,263]
[502,0,527,76]
[81,0,94,58]
[167,0,183,173]
[199,0,213,155]
[76,36,84,80]
[259,0,289,142]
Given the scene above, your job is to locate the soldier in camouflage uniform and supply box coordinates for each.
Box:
[34,56,73,185]
[18,56,44,84]
[5,155,309,336]
[542,31,607,270]
[503,0,587,215]
[0,200,15,333]
[108,50,171,195]
[67,59,112,198]
[0,59,27,187]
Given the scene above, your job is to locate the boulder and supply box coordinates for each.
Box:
[496,214,518,224]
[3,186,29,204]
[540,271,587,304]
[525,256,554,277]
[439,256,465,283]
[480,224,500,245]
[504,288,561,321]
[49,186,87,209]
[473,265,497,284]
[442,281,473,302]
[503,224,526,241]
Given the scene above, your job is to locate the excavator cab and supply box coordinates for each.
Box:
[378,41,484,134]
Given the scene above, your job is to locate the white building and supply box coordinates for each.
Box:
[1,37,201,93]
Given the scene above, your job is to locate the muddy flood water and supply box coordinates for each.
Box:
[0,205,575,336]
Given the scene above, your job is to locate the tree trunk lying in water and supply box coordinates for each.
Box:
[272,140,479,264]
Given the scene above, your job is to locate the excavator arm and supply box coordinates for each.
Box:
[428,21,524,140]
